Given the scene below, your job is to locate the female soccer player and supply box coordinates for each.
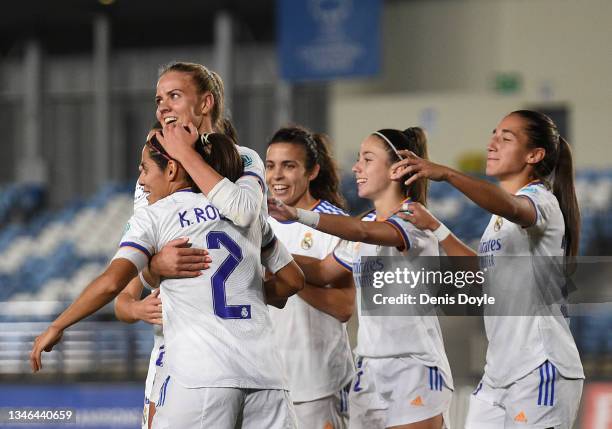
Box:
[390,110,584,428]
[124,62,269,427]
[265,126,355,428]
[151,61,266,228]
[31,133,303,429]
[268,127,453,429]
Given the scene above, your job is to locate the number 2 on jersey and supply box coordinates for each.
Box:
[206,231,251,319]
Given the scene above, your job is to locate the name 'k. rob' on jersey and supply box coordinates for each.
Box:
[268,200,354,403]
[116,189,286,390]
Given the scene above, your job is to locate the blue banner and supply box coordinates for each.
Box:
[0,384,142,428]
[278,0,381,82]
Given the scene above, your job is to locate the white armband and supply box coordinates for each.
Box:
[432,223,451,242]
[112,247,149,272]
[296,208,320,229]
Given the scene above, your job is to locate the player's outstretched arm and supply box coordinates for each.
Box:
[155,123,263,227]
[30,259,138,372]
[293,253,348,288]
[268,198,404,248]
[398,202,477,257]
[114,276,162,325]
[298,271,355,322]
[390,150,537,227]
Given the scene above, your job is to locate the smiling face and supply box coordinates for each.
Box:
[486,114,540,180]
[265,143,318,208]
[138,146,171,205]
[155,71,209,131]
[352,135,397,200]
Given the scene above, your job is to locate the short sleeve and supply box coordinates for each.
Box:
[112,209,157,272]
[517,184,555,233]
[237,146,266,191]
[386,214,435,254]
[332,239,355,272]
[261,217,276,250]
[384,215,412,251]
[261,237,293,274]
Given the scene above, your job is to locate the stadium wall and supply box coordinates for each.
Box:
[330,0,612,170]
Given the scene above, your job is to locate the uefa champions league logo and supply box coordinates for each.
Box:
[308,0,352,38]
[308,0,351,25]
[241,307,249,318]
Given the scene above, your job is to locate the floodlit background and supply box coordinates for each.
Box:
[0,0,610,427]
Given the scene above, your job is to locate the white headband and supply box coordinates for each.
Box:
[373,132,404,160]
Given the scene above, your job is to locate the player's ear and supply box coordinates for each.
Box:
[526,147,545,165]
[308,163,320,181]
[198,91,214,116]
[166,160,180,181]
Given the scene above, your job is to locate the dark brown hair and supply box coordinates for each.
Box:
[374,127,429,205]
[511,110,580,257]
[147,124,244,191]
[268,126,346,210]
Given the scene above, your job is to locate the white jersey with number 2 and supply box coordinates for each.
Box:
[116,189,286,390]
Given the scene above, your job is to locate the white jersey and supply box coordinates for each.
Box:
[133,179,164,400]
[333,209,453,389]
[268,200,354,402]
[115,190,287,390]
[478,182,584,387]
[132,144,267,397]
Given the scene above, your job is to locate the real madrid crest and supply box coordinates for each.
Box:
[301,232,313,250]
[494,216,503,232]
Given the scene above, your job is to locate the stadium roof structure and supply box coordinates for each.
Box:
[0,0,275,55]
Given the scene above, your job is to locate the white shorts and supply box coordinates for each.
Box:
[348,356,452,429]
[149,348,168,405]
[143,345,167,429]
[466,361,583,429]
[151,377,297,429]
[294,385,350,429]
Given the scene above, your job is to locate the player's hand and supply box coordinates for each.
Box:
[389,150,449,186]
[267,198,298,222]
[155,122,199,162]
[30,325,63,373]
[150,237,212,278]
[130,289,163,325]
[397,202,441,231]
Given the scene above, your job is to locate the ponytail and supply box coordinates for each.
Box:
[404,127,429,206]
[218,117,239,144]
[309,133,347,210]
[553,137,580,257]
[511,110,581,257]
